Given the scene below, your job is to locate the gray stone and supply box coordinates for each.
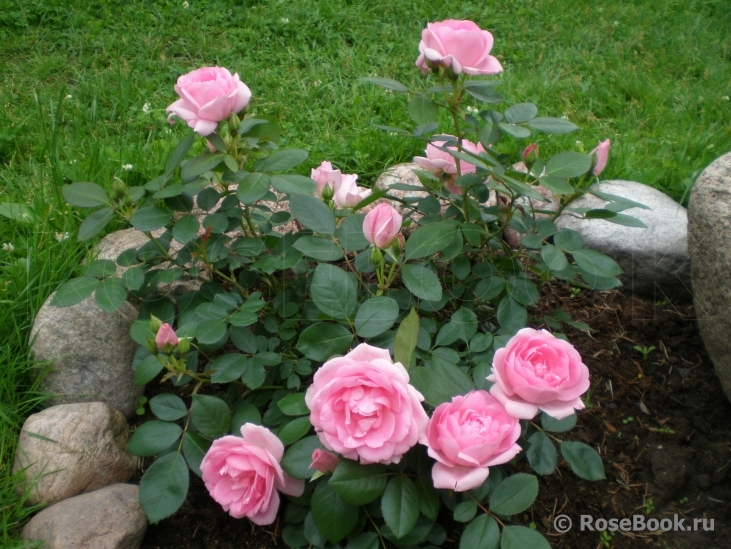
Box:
[95,228,162,275]
[31,291,141,418]
[95,228,203,300]
[22,484,146,549]
[13,403,136,506]
[556,180,691,300]
[375,162,431,203]
[689,151,731,402]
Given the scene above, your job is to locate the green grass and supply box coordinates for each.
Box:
[0,0,729,544]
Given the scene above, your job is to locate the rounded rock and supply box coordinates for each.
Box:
[31,291,141,418]
[556,180,691,301]
[13,402,137,506]
[689,151,731,402]
[22,484,146,549]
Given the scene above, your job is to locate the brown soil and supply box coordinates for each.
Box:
[139,284,731,549]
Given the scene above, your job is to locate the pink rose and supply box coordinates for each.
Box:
[426,391,522,491]
[200,424,304,525]
[362,203,403,249]
[488,328,590,420]
[590,139,610,176]
[155,323,179,350]
[309,449,340,473]
[305,343,428,465]
[166,67,251,136]
[311,161,370,208]
[415,20,503,76]
[413,138,485,194]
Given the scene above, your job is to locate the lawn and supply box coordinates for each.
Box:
[1,0,729,545]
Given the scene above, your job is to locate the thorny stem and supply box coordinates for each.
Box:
[243,204,258,236]
[530,421,564,444]
[446,79,472,224]
[467,493,505,527]
[144,231,174,262]
[363,506,388,549]
[178,380,204,452]
[384,258,402,288]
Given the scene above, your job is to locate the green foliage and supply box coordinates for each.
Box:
[311,483,359,543]
[139,451,190,524]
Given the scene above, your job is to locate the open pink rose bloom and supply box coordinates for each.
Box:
[413,138,485,194]
[200,424,304,525]
[166,66,251,136]
[305,343,428,464]
[416,19,503,76]
[311,160,371,208]
[488,328,590,420]
[426,391,522,491]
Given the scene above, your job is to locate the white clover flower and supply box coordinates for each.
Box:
[723,96,730,101]
[2,243,14,253]
[142,103,152,114]
[122,164,133,171]
[66,94,73,100]
[466,106,479,115]
[280,17,289,23]
[182,1,189,8]
[575,140,583,145]
[313,80,322,86]
[55,232,70,242]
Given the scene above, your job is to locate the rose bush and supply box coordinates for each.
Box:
[488,328,590,420]
[200,423,304,524]
[56,15,629,549]
[426,390,522,491]
[305,343,428,464]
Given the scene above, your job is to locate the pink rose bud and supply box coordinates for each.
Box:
[487,328,591,420]
[305,343,428,465]
[362,203,403,249]
[309,449,341,473]
[523,143,539,166]
[590,139,610,176]
[166,66,251,136]
[415,20,503,76]
[426,391,522,491]
[392,233,406,255]
[200,424,304,524]
[155,323,179,350]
